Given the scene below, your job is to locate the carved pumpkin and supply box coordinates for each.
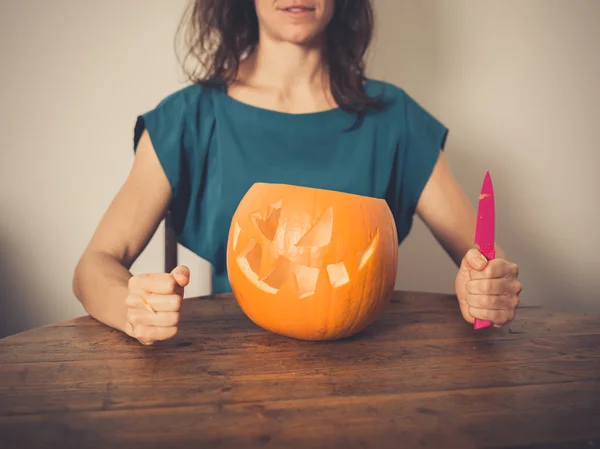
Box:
[226,182,398,341]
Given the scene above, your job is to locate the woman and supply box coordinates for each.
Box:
[73,0,522,345]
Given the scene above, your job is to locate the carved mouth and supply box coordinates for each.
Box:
[233,200,380,297]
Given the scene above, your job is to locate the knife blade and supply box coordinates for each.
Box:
[473,171,495,330]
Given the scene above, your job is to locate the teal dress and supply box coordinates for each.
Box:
[134,79,448,294]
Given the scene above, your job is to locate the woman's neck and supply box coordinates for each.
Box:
[225,34,337,114]
[240,38,328,92]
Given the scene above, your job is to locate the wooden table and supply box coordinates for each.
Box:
[1,291,599,449]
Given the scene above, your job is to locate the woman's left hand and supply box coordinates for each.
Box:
[455,248,522,327]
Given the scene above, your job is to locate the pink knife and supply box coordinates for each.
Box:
[473,171,495,330]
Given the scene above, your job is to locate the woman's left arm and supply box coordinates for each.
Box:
[415,152,522,326]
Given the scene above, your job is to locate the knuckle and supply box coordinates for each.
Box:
[491,310,503,323]
[164,312,180,327]
[165,276,177,292]
[132,324,151,342]
[131,324,143,339]
[496,265,506,278]
[512,294,521,308]
[488,260,501,275]
[506,309,516,323]
[515,281,523,294]
[156,327,177,342]
[493,313,505,324]
[172,295,182,310]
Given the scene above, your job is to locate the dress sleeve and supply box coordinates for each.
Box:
[395,91,449,241]
[132,85,205,235]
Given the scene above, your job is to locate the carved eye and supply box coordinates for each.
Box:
[227,183,398,341]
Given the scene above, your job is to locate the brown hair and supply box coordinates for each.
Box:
[175,0,383,121]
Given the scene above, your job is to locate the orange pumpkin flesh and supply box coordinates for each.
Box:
[226,183,398,341]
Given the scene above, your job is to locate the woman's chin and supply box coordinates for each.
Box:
[279,29,325,47]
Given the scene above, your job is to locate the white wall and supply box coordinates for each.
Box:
[0,0,212,338]
[371,0,600,312]
[1,0,598,338]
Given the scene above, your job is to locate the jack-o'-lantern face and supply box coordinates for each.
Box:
[226,183,398,341]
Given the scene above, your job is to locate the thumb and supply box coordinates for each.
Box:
[170,265,190,288]
[461,248,488,272]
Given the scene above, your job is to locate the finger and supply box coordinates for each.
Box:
[127,309,181,328]
[125,293,155,313]
[467,306,515,326]
[126,292,157,313]
[126,293,182,312]
[466,278,516,295]
[128,273,181,295]
[462,248,489,272]
[465,293,513,310]
[170,265,190,288]
[132,325,178,345]
[470,259,519,281]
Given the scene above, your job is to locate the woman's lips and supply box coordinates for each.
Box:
[281,6,316,15]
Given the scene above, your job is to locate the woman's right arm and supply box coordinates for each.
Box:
[72,130,187,342]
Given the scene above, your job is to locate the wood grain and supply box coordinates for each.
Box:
[1,290,599,449]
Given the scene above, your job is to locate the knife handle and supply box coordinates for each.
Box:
[474,249,495,330]
[480,249,495,261]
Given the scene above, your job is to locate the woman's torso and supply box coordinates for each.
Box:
[134,78,448,293]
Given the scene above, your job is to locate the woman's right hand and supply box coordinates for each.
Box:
[124,265,190,345]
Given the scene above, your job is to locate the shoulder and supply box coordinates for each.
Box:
[363,77,448,142]
[363,78,408,109]
[364,78,403,98]
[134,83,219,150]
[363,78,432,119]
[146,83,216,118]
